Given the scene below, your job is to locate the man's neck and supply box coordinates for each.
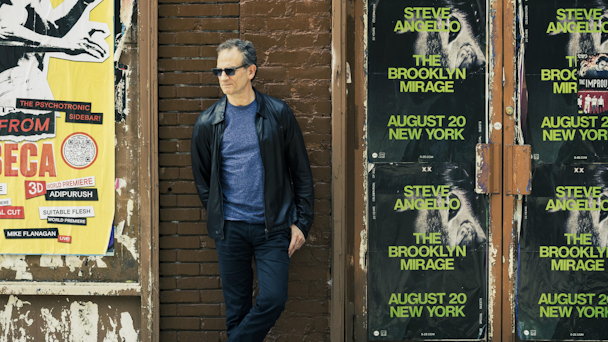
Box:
[227,87,256,107]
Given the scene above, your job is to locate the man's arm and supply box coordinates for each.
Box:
[191,116,213,210]
[282,104,314,238]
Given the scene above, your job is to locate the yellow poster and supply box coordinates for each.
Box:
[0,0,114,255]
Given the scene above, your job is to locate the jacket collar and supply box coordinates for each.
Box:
[211,87,266,125]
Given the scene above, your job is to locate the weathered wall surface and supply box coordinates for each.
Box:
[158,0,332,340]
[0,1,144,340]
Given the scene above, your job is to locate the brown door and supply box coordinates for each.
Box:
[332,0,608,341]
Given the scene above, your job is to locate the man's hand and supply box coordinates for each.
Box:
[288,224,305,258]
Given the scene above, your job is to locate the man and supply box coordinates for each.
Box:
[599,95,605,113]
[585,93,592,114]
[592,95,598,114]
[582,56,608,78]
[191,39,314,341]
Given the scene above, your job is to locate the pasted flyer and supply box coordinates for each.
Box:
[0,0,114,255]
[368,163,487,340]
[367,0,487,163]
[518,164,608,340]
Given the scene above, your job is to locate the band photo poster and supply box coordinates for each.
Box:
[368,163,487,340]
[367,0,487,164]
[523,0,608,164]
[0,0,115,255]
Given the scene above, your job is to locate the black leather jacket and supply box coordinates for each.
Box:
[191,89,314,240]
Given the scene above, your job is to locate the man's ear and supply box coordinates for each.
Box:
[248,64,257,80]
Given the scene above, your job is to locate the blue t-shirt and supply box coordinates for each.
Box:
[220,100,265,224]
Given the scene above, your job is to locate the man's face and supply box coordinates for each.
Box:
[216,47,254,97]
[599,60,607,71]
[413,188,486,247]
[414,8,485,70]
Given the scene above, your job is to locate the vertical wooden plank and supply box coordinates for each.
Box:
[331,0,347,341]
[502,0,517,341]
[139,0,160,340]
[488,0,505,341]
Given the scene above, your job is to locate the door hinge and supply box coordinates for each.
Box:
[475,144,531,195]
[475,143,501,194]
[505,144,532,195]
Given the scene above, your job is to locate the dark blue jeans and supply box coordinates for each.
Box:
[215,221,291,342]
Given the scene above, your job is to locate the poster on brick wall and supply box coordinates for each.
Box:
[518,164,608,340]
[367,0,487,163]
[523,0,608,164]
[0,0,114,255]
[368,163,487,340]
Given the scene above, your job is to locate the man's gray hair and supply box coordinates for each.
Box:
[217,39,257,67]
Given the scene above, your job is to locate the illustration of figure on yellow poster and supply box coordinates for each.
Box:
[0,0,110,112]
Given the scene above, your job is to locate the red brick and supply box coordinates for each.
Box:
[159,59,216,72]
[178,304,221,316]
[201,318,226,330]
[201,263,220,275]
[285,300,328,314]
[240,17,266,31]
[180,167,194,180]
[160,236,201,249]
[159,154,192,167]
[308,150,330,165]
[160,113,178,125]
[160,278,177,290]
[160,181,198,194]
[176,276,220,289]
[159,99,201,112]
[161,317,200,330]
[254,67,287,82]
[200,289,224,303]
[160,250,177,262]
[159,126,193,139]
[159,141,177,153]
[160,290,200,303]
[161,263,201,276]
[177,195,202,207]
[160,208,200,221]
[219,4,239,16]
[177,250,218,262]
[160,331,176,341]
[241,2,286,16]
[287,67,331,80]
[159,18,238,31]
[177,222,207,235]
[267,51,308,65]
[201,236,216,248]
[160,194,177,206]
[160,304,177,316]
[178,114,201,125]
[177,331,220,342]
[266,17,310,31]
[159,72,200,85]
[294,2,331,14]
[311,166,331,182]
[160,222,178,235]
[241,33,285,50]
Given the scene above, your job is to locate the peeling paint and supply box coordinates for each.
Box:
[115,220,138,261]
[0,255,32,280]
[0,296,31,342]
[115,178,127,196]
[65,256,84,273]
[102,317,118,342]
[126,199,134,226]
[86,256,108,268]
[40,255,64,269]
[69,301,99,342]
[119,312,139,341]
[358,229,368,273]
[41,307,69,342]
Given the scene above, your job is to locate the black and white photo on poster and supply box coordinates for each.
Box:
[522,0,608,164]
[367,0,487,163]
[368,163,487,340]
[518,164,608,340]
[0,0,110,112]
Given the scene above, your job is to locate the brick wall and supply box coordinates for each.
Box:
[158,0,332,341]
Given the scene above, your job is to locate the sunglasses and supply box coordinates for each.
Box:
[211,64,248,77]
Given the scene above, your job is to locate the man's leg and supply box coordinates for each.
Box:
[215,221,254,337]
[227,228,290,342]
